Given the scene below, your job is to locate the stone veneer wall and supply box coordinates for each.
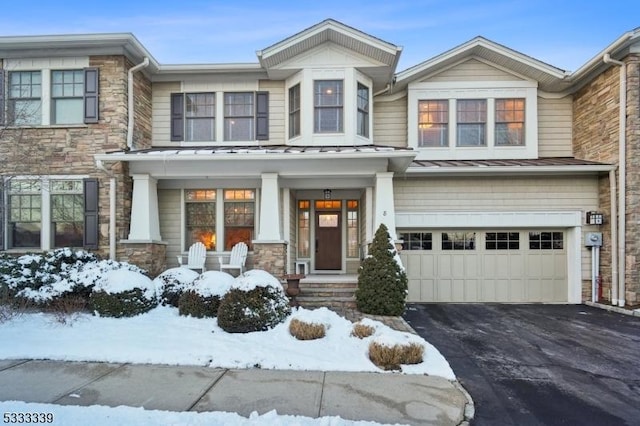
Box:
[253,243,287,278]
[121,242,167,277]
[573,54,640,305]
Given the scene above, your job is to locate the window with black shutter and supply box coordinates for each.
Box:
[83,178,99,249]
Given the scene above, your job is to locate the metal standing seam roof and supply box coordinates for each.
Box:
[409,158,612,168]
[104,144,414,156]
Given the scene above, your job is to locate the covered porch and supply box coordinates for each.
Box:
[94,145,415,277]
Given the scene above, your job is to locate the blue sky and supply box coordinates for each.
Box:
[1,0,638,72]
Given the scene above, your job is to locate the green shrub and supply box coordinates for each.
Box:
[90,288,157,318]
[153,268,200,307]
[217,285,290,333]
[89,269,157,318]
[355,223,408,316]
[178,290,221,318]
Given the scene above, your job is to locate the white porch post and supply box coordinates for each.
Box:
[127,174,161,241]
[256,173,282,241]
[374,172,397,240]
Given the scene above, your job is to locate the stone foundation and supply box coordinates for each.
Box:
[120,242,167,277]
[253,242,287,278]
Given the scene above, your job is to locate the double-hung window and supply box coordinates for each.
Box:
[289,84,301,138]
[457,100,486,146]
[51,70,84,124]
[224,93,254,141]
[356,83,369,138]
[185,190,216,250]
[495,98,525,146]
[51,180,84,247]
[418,100,448,147]
[314,80,343,133]
[8,71,42,125]
[8,180,42,248]
[185,93,215,141]
[223,190,255,250]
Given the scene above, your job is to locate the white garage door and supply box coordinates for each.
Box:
[399,230,567,303]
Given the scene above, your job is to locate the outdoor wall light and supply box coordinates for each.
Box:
[323,189,332,200]
[586,211,604,225]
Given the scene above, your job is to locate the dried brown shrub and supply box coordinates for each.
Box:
[368,341,424,371]
[289,318,326,340]
[351,322,375,339]
[48,296,87,325]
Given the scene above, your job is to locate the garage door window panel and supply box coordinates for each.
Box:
[529,231,563,250]
[442,232,475,250]
[486,232,519,250]
[400,232,432,250]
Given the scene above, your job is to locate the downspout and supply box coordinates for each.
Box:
[610,168,618,304]
[603,53,626,307]
[127,57,150,150]
[95,159,116,261]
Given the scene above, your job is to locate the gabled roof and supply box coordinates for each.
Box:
[257,19,402,89]
[394,36,570,93]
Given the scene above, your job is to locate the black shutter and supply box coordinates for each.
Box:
[170,93,184,141]
[83,178,99,249]
[256,91,269,140]
[0,69,5,126]
[83,67,99,124]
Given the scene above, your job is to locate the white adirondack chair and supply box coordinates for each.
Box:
[218,242,248,275]
[177,242,207,273]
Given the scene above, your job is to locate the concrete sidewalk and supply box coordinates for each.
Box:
[0,359,471,425]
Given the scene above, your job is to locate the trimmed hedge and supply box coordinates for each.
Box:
[217,286,290,333]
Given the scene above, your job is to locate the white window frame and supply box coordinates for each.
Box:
[408,81,538,160]
[4,57,90,127]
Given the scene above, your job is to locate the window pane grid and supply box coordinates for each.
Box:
[224,93,254,141]
[357,83,369,138]
[9,71,42,125]
[185,93,215,141]
[9,180,42,248]
[400,232,433,250]
[289,84,301,138]
[418,100,448,147]
[223,189,255,250]
[529,231,563,250]
[347,200,359,258]
[486,232,520,250]
[314,80,343,133]
[298,201,310,258]
[495,98,525,146]
[457,100,486,146]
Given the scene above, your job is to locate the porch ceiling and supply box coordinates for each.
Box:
[95,145,416,179]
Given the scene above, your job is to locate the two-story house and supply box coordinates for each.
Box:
[1,20,637,307]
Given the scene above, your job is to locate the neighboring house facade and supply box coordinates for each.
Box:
[1,20,638,306]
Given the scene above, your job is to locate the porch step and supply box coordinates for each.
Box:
[284,281,357,309]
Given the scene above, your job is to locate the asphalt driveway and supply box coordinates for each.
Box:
[403,304,640,426]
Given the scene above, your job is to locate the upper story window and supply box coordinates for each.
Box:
[456,99,486,147]
[495,98,525,146]
[186,93,215,141]
[408,82,537,160]
[289,84,301,138]
[356,83,369,138]
[8,71,42,125]
[2,67,98,127]
[51,70,84,125]
[171,91,268,143]
[418,100,448,147]
[314,80,343,133]
[224,93,254,141]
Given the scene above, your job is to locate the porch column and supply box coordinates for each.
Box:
[374,172,398,240]
[127,174,161,241]
[257,173,281,241]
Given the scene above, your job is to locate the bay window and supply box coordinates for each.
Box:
[289,84,301,138]
[356,83,369,138]
[314,80,343,133]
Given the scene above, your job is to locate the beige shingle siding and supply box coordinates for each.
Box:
[152,82,180,146]
[158,189,182,267]
[373,95,407,147]
[259,80,285,145]
[393,175,599,211]
[425,58,521,82]
[538,96,573,157]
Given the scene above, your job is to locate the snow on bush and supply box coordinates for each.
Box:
[177,271,234,318]
[89,269,157,318]
[153,267,200,306]
[217,270,290,333]
[0,250,144,305]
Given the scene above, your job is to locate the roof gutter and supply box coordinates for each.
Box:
[127,57,150,149]
[603,52,627,307]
